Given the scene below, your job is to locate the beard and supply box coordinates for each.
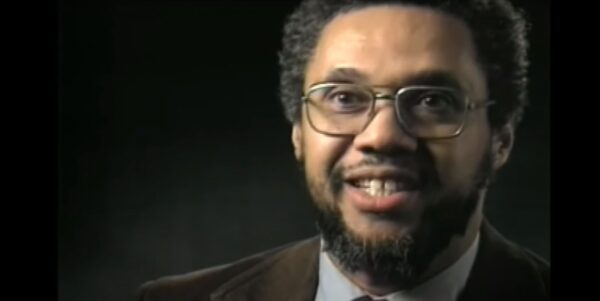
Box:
[305,147,495,289]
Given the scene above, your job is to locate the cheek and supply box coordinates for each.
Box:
[427,117,491,192]
[301,121,351,177]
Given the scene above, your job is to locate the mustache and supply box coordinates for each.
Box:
[344,155,419,170]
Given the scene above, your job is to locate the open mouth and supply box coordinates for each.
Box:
[347,177,419,197]
[342,167,421,212]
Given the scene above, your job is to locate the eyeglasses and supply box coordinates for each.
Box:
[301,82,494,139]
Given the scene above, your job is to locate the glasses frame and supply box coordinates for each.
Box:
[301,82,495,139]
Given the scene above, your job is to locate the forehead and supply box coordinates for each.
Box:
[305,5,485,96]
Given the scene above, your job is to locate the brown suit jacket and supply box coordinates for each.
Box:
[138,220,549,301]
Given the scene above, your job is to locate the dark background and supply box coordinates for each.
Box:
[58,1,549,301]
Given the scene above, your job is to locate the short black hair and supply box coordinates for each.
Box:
[278,0,529,131]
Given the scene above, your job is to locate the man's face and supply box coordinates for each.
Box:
[292,6,512,281]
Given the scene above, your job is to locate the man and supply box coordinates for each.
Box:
[138,0,549,300]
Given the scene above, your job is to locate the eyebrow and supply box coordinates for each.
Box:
[321,68,464,91]
[401,71,464,91]
[322,67,369,83]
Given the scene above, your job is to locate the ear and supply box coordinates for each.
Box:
[491,124,515,170]
[292,123,304,161]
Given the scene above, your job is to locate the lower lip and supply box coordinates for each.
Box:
[344,184,416,213]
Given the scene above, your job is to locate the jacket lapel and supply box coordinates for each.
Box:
[458,220,546,301]
[211,237,321,301]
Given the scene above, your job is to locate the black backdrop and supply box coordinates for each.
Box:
[58,1,549,300]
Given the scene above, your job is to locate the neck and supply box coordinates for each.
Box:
[330,203,484,296]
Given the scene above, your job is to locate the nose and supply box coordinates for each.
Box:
[352,105,418,154]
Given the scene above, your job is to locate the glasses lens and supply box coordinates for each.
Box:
[306,83,373,135]
[396,87,467,138]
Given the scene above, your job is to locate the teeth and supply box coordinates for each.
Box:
[355,179,405,196]
[383,180,397,191]
[370,179,383,190]
[355,179,371,188]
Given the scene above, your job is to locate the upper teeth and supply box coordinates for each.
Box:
[355,179,403,196]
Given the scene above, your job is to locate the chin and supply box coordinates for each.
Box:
[351,218,415,241]
[338,200,422,243]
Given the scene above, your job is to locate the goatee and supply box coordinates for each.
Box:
[308,150,494,289]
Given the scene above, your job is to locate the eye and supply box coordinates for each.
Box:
[399,89,465,122]
[417,92,454,110]
[328,91,362,105]
[321,86,371,112]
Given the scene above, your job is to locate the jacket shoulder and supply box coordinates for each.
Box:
[461,221,550,301]
[514,243,550,296]
[497,232,550,292]
[137,237,318,301]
